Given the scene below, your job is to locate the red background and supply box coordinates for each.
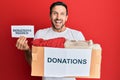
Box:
[0,0,120,80]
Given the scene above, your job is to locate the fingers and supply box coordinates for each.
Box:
[16,36,29,50]
[24,40,29,50]
[17,36,26,49]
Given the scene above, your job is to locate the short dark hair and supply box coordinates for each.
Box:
[50,1,68,15]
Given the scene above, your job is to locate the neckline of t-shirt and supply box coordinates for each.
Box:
[50,27,69,34]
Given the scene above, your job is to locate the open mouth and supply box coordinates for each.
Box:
[55,20,62,25]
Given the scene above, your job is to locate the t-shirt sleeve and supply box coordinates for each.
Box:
[34,30,41,39]
[76,31,85,40]
[69,29,85,41]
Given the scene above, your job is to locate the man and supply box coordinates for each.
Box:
[16,1,85,80]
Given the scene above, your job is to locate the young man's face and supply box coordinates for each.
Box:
[50,5,68,32]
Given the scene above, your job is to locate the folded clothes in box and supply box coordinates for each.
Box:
[31,38,102,78]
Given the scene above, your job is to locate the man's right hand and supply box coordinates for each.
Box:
[16,36,30,51]
[16,36,32,65]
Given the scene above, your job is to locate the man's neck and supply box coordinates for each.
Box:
[52,27,66,32]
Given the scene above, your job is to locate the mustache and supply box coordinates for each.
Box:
[55,19,62,21]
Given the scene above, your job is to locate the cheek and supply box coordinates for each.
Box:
[51,15,57,20]
[50,17,55,22]
[63,17,68,22]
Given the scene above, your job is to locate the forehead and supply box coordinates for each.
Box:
[52,5,66,13]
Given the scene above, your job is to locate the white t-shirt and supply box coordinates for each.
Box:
[34,27,85,80]
[34,27,85,41]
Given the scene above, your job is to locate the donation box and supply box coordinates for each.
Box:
[31,46,102,78]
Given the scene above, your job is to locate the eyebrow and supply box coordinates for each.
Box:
[52,11,65,13]
[52,10,61,12]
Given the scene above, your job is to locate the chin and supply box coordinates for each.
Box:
[54,25,61,28]
[56,27,63,30]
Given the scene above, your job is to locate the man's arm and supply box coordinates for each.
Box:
[24,49,32,65]
[16,36,32,65]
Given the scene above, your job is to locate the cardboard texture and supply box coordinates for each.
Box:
[31,46,44,76]
[31,44,102,78]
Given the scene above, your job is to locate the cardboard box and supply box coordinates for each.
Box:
[31,45,102,78]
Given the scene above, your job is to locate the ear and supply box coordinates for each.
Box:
[66,15,68,21]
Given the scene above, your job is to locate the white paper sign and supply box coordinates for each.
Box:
[11,25,34,38]
[44,47,92,77]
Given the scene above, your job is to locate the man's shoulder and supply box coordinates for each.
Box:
[36,27,52,33]
[66,27,81,33]
[66,27,85,40]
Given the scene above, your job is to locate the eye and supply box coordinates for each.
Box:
[61,12,66,16]
[52,12,57,15]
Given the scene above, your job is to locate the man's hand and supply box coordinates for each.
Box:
[16,36,32,65]
[16,36,30,51]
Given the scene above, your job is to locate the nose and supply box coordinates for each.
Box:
[57,14,61,19]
